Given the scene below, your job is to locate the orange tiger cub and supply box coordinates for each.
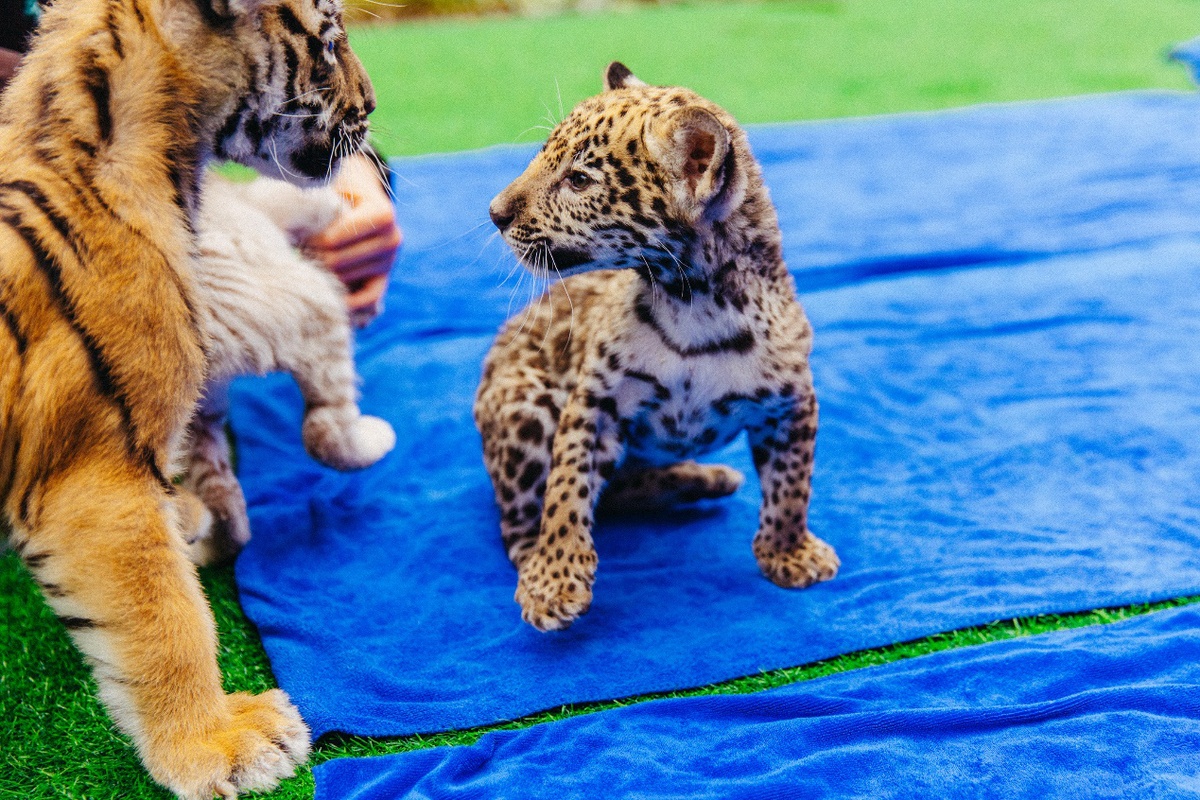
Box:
[0,0,374,797]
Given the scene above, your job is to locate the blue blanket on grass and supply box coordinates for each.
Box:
[313,604,1200,800]
[231,91,1200,739]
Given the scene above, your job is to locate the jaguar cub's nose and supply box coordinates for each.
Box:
[489,202,516,232]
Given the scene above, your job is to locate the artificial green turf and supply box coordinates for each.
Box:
[6,1,1200,797]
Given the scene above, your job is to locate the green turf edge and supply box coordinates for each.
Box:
[294,595,1200,773]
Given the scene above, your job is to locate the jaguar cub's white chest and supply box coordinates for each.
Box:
[612,343,768,466]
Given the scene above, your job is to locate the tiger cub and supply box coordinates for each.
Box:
[184,175,396,564]
[476,63,839,632]
[0,0,374,796]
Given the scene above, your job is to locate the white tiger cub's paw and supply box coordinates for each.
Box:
[302,406,396,471]
[233,177,346,242]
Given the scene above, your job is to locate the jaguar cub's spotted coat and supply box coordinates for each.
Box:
[476,63,839,632]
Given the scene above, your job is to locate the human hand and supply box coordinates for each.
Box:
[0,48,23,90]
[304,151,402,326]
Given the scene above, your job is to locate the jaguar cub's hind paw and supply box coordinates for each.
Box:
[601,461,745,511]
[302,407,396,471]
[755,531,840,589]
[515,570,593,632]
[685,463,745,500]
[156,689,310,800]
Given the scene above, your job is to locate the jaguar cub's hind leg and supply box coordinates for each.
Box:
[600,461,744,512]
[13,463,309,800]
[747,390,839,589]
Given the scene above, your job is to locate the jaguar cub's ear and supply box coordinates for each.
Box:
[648,106,734,217]
[604,62,648,91]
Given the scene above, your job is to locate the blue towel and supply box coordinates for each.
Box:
[1172,36,1200,86]
[313,604,1200,799]
[231,91,1200,738]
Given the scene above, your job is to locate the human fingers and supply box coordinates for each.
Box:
[345,272,388,314]
[306,202,401,253]
[320,237,400,284]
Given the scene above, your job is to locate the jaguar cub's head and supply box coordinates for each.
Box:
[185,0,376,183]
[490,62,753,281]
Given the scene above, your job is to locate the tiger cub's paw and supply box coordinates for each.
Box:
[158,689,311,800]
[303,407,396,471]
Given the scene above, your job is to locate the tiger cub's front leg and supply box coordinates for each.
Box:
[514,385,623,632]
[15,463,309,800]
[747,388,839,588]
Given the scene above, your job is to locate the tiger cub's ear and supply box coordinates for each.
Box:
[604,61,648,91]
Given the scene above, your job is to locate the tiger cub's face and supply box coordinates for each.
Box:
[205,0,376,184]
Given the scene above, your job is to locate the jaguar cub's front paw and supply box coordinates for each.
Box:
[755,531,840,589]
[515,568,594,632]
[156,689,310,800]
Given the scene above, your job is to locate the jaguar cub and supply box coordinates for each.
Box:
[475,63,839,632]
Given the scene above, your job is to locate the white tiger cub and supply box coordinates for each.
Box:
[183,175,396,562]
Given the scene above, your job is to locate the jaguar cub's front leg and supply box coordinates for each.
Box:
[514,385,622,631]
[747,388,839,588]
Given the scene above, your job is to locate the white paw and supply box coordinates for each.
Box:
[303,409,395,471]
[346,415,396,469]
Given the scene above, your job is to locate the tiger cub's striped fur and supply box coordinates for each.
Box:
[0,0,374,796]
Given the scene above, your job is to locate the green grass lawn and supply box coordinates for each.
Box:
[5,1,1200,797]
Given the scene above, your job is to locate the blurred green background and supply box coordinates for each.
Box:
[6,1,1200,798]
[350,0,1200,157]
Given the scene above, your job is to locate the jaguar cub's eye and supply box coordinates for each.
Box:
[326,40,337,56]
[566,170,594,191]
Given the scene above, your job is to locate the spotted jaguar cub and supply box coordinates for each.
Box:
[475,62,839,632]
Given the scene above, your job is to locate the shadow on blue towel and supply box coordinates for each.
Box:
[231,91,1200,739]
[314,604,1200,799]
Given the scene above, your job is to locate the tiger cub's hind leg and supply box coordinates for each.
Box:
[174,484,225,567]
[181,383,250,564]
[600,461,744,512]
[14,463,309,800]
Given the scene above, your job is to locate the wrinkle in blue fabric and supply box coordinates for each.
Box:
[315,606,1200,800]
